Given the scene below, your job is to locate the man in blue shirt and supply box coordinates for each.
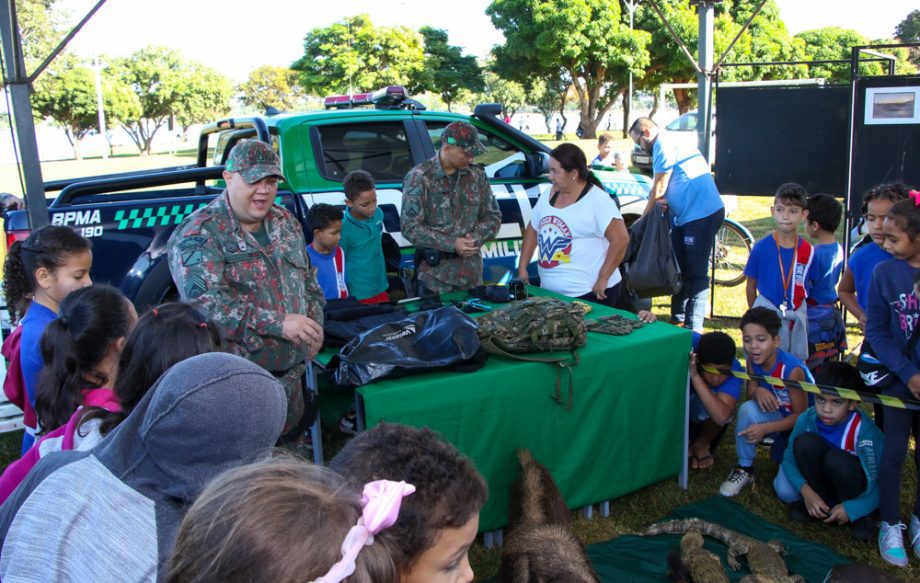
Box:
[629,117,725,332]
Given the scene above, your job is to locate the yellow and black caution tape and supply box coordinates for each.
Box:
[700,365,920,412]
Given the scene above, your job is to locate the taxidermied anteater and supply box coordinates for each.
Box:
[498,448,599,582]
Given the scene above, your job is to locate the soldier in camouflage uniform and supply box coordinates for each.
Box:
[167,140,325,434]
[402,121,501,293]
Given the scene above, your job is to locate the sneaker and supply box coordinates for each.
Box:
[339,411,358,435]
[910,514,920,558]
[719,466,754,497]
[850,517,873,542]
[878,521,909,567]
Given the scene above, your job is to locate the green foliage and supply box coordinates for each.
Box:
[633,0,807,113]
[238,65,305,112]
[108,46,230,155]
[16,0,65,71]
[292,14,425,96]
[488,0,650,138]
[526,71,572,133]
[797,28,883,83]
[895,9,920,67]
[485,71,526,118]
[173,62,232,131]
[31,57,140,159]
[418,27,483,111]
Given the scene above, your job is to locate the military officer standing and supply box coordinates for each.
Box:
[402,121,502,293]
[167,140,324,435]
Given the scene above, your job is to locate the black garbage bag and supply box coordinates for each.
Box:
[329,305,484,389]
[621,205,682,299]
[323,297,408,349]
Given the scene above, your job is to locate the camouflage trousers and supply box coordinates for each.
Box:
[273,362,308,435]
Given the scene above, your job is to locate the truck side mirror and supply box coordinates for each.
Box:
[524,152,550,177]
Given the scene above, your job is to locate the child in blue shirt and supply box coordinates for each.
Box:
[720,307,811,497]
[341,170,389,304]
[2,225,93,454]
[744,183,813,361]
[773,362,882,542]
[688,331,743,470]
[839,183,908,330]
[305,204,348,300]
[804,193,846,369]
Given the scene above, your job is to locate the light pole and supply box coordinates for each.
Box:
[93,55,107,160]
[625,0,640,126]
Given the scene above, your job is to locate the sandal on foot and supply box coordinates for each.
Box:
[691,454,714,471]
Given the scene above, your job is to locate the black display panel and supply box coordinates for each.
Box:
[714,85,849,196]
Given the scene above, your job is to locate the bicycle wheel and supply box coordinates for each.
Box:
[712,220,753,287]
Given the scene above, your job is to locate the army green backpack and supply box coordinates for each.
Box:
[476,296,586,408]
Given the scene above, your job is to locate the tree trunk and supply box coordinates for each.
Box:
[72,137,83,161]
[673,88,693,114]
[621,92,630,138]
[649,93,660,121]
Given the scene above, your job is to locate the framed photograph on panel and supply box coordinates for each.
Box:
[864,87,920,125]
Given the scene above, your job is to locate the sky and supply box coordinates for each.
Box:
[57,0,917,83]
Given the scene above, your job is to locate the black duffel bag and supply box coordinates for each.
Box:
[621,205,682,299]
[328,305,485,389]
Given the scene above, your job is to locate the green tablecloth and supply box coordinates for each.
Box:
[352,288,692,532]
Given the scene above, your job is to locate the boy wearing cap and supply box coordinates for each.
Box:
[402,121,501,293]
[167,139,325,437]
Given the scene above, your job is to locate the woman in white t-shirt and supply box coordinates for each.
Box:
[517,143,629,307]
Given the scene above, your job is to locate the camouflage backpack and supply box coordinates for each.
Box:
[476,297,586,408]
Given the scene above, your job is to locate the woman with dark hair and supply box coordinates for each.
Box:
[517,143,629,306]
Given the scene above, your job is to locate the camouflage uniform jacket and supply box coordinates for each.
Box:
[401,154,501,292]
[167,192,325,373]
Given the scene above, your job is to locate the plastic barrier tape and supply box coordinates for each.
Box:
[700,365,920,412]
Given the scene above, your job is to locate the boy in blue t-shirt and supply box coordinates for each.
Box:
[804,193,846,369]
[340,170,389,304]
[720,307,811,497]
[744,183,814,361]
[773,362,883,542]
[305,204,348,300]
[688,331,743,470]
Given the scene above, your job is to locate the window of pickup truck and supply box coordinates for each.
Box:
[315,122,414,182]
[425,122,527,179]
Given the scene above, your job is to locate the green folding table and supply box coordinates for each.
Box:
[341,288,692,532]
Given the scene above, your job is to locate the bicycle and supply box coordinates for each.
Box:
[711,217,754,287]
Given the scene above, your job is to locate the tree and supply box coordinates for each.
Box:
[525,71,571,133]
[796,27,899,84]
[488,0,650,139]
[633,0,807,115]
[108,47,230,155]
[173,63,232,134]
[17,0,65,70]
[31,58,140,159]
[485,71,526,118]
[239,65,305,112]
[292,14,425,96]
[895,9,920,67]
[418,27,483,111]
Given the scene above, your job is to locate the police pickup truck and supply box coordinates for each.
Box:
[4,86,652,308]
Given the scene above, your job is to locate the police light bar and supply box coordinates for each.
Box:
[323,86,408,109]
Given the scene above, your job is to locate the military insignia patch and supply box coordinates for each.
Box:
[185,275,207,299]
[176,236,206,251]
[181,250,204,267]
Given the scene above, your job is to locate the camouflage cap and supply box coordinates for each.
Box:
[441,121,486,155]
[225,140,285,184]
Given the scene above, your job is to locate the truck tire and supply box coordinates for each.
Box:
[133,258,178,312]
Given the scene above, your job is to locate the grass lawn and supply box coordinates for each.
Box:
[0,142,915,580]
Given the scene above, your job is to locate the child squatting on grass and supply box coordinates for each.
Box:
[688,331,744,471]
[719,307,812,498]
[772,362,883,543]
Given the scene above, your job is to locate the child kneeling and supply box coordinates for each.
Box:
[688,331,743,470]
[773,362,882,541]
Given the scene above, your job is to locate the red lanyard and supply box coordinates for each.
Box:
[774,231,798,306]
